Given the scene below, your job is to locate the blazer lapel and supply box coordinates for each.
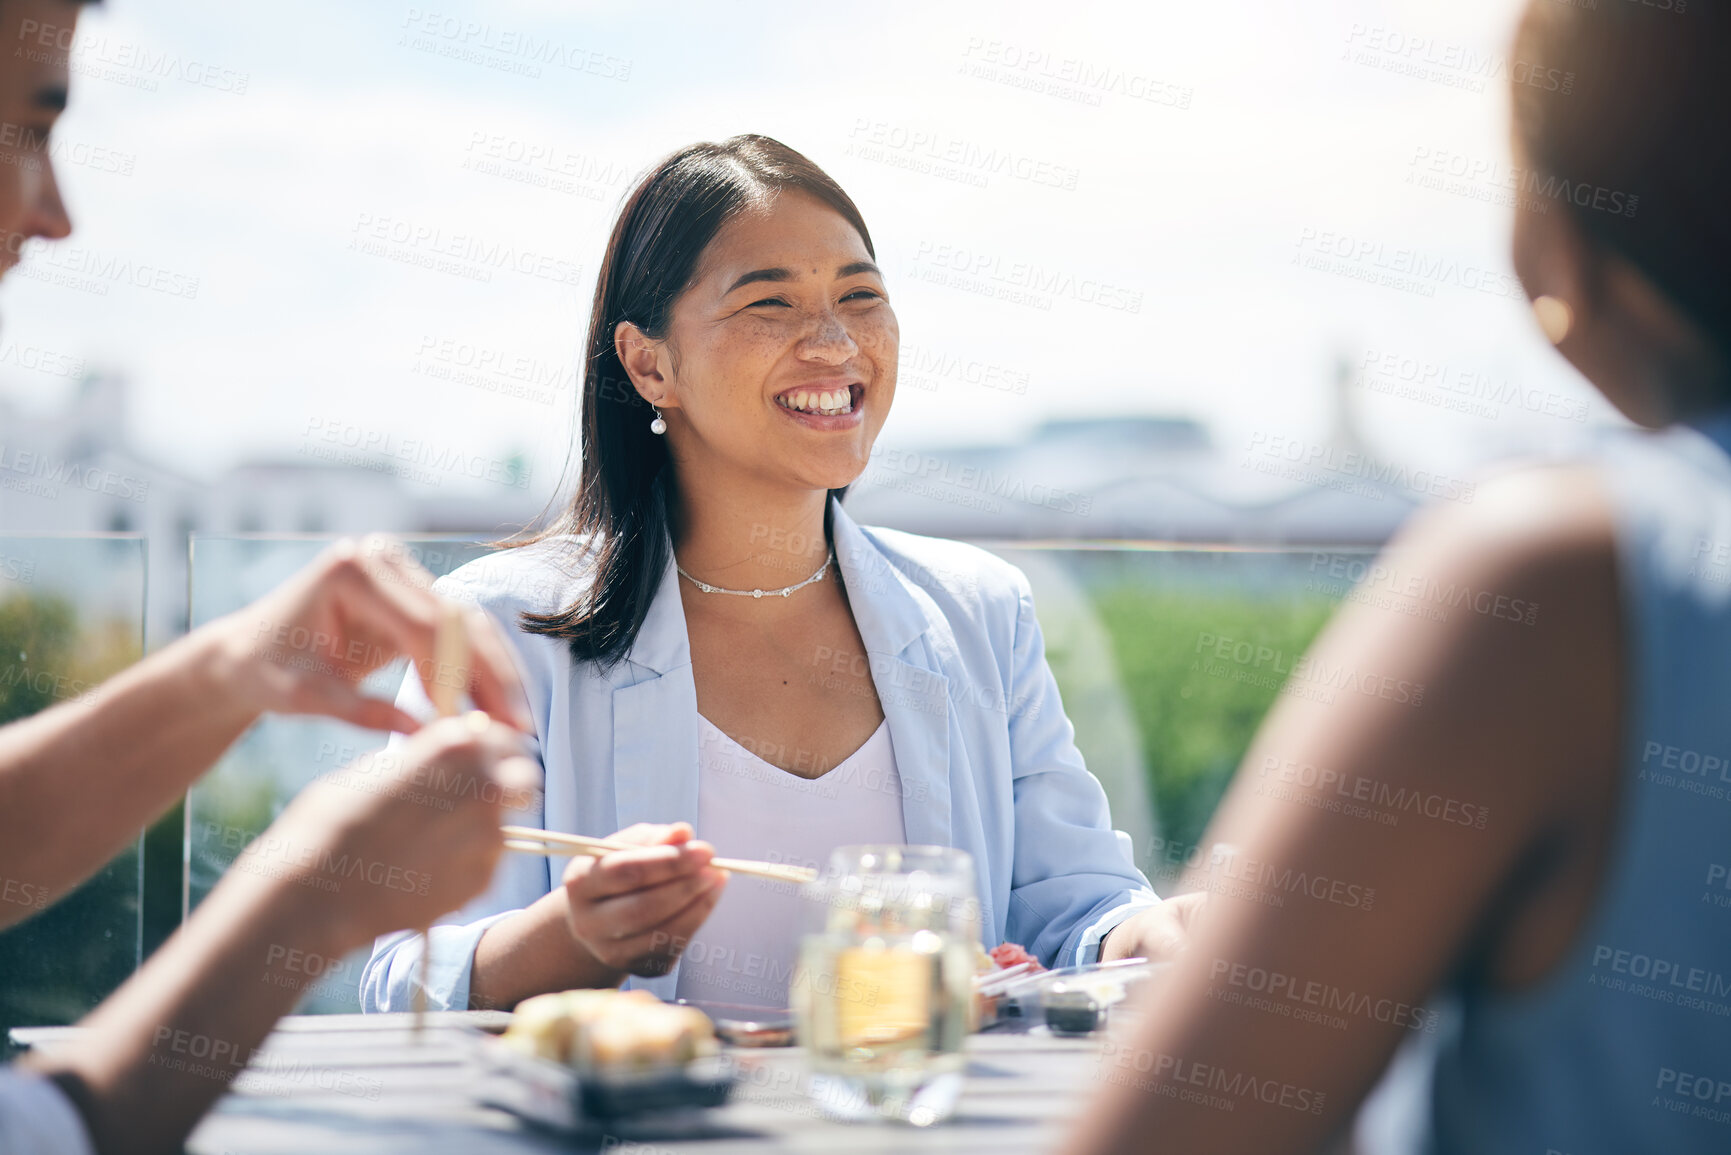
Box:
[832,503,954,849]
[609,543,699,835]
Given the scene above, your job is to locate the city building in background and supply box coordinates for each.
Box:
[0,367,1463,646]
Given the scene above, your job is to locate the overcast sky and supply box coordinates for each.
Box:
[0,0,1615,504]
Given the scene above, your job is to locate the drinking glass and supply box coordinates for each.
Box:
[791,845,980,1127]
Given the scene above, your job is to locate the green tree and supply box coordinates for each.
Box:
[0,593,144,1038]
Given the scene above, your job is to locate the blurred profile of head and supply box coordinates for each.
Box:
[1510,0,1731,427]
[0,0,87,281]
[520,135,895,664]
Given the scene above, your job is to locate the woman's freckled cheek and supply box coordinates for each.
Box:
[729,317,798,352]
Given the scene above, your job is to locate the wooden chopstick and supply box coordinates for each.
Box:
[501,825,818,884]
[415,602,471,1035]
[974,961,1035,994]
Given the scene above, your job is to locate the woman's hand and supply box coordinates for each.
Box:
[560,822,729,978]
[1099,892,1206,965]
[208,535,531,734]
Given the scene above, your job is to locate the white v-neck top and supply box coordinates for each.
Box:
[673,715,907,1010]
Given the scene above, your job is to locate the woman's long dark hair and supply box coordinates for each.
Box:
[513,135,875,667]
[1513,2,1731,377]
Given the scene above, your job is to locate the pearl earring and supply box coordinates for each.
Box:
[649,405,667,435]
[1532,295,1574,345]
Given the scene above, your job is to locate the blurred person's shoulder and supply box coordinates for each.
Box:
[1404,463,1616,582]
[431,534,598,618]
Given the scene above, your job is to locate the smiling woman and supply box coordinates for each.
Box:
[362,135,1188,1017]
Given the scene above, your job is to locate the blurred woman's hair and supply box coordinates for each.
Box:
[1512,2,1731,377]
[513,134,874,666]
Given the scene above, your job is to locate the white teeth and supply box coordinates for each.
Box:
[778,388,856,416]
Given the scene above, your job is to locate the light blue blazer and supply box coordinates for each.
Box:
[362,500,1159,1011]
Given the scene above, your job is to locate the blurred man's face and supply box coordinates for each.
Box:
[0,0,77,280]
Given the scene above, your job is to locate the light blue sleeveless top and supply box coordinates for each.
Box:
[1429,415,1731,1154]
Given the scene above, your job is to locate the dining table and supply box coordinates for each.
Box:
[9,1011,1110,1154]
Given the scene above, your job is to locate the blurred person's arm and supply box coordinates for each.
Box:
[1062,469,1623,1155]
[0,537,529,929]
[20,715,538,1155]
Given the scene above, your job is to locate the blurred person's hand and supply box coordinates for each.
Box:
[208,535,531,734]
[559,822,728,978]
[235,712,540,947]
[27,713,539,1155]
[1099,891,1206,965]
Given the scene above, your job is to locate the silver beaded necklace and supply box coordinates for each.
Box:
[676,550,836,599]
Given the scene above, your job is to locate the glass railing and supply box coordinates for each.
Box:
[184,536,496,1013]
[984,541,1374,892]
[0,534,147,1038]
[179,533,1375,1013]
